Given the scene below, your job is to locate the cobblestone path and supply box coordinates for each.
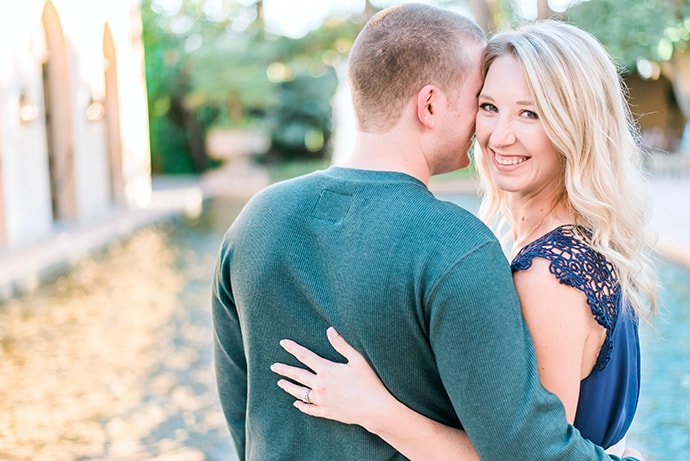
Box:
[0,203,243,461]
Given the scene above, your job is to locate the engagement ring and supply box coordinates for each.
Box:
[302,389,312,404]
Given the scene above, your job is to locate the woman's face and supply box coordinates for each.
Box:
[475,55,563,199]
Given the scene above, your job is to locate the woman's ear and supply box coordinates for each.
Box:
[416,84,438,129]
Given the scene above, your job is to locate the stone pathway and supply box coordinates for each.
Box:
[0,218,238,460]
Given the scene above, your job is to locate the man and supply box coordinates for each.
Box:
[212,3,641,460]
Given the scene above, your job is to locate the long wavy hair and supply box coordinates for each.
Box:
[474,20,658,319]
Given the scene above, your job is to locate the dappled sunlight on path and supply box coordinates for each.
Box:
[0,222,236,460]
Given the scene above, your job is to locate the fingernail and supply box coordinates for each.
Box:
[327,327,339,336]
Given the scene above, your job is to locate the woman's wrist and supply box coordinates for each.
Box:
[362,395,476,461]
[360,391,407,436]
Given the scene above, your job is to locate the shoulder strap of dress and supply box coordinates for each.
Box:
[511,225,621,370]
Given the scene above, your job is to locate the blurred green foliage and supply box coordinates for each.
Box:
[185,35,276,127]
[266,69,338,161]
[566,0,690,69]
[141,0,362,174]
[141,0,690,175]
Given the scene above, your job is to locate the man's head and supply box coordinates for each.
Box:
[347,3,486,134]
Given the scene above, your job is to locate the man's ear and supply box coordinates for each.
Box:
[416,84,439,129]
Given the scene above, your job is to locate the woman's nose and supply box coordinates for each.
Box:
[489,116,516,148]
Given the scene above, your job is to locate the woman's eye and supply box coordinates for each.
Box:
[523,110,539,119]
[479,103,497,112]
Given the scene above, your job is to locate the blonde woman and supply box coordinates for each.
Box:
[271,20,656,460]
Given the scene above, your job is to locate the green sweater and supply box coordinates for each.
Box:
[212,166,635,460]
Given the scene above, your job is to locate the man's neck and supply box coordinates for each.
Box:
[342,130,432,185]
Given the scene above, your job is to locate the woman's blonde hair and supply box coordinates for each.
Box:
[474,20,658,319]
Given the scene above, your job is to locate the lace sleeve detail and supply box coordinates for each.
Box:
[510,225,621,370]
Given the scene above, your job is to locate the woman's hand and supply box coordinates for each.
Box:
[271,327,478,461]
[270,326,396,433]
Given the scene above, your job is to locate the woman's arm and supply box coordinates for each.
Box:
[270,327,479,461]
[512,257,606,422]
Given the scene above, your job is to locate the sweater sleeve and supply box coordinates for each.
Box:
[211,237,247,459]
[428,239,634,461]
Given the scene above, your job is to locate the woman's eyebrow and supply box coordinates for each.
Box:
[515,99,535,106]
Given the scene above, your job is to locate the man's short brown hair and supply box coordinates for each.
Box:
[348,3,485,132]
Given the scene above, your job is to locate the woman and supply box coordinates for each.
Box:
[270,20,657,459]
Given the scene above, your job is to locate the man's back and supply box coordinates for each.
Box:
[213,166,523,460]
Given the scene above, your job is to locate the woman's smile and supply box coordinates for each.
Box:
[493,151,530,167]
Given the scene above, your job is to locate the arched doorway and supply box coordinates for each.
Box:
[42,1,77,221]
[103,24,124,204]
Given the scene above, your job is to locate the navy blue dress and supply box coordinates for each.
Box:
[511,225,640,449]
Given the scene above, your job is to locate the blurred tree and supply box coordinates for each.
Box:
[567,0,690,125]
[144,0,690,173]
[142,0,363,173]
[436,0,515,33]
[469,0,496,31]
[536,0,555,19]
[262,18,361,161]
[267,69,338,161]
[142,0,268,173]
[185,35,275,127]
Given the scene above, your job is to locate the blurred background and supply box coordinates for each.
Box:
[143,0,690,176]
[0,0,689,460]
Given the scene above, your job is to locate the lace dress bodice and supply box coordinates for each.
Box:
[511,225,640,449]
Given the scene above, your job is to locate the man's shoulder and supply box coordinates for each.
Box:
[423,198,497,242]
[262,169,327,192]
[244,169,327,206]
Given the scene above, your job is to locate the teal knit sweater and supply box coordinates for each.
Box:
[212,167,635,461]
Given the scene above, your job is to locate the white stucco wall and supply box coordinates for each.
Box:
[0,0,151,249]
[0,10,54,248]
[1,90,53,247]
